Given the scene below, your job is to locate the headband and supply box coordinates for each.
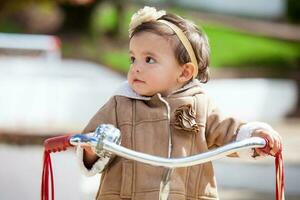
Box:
[157,20,198,78]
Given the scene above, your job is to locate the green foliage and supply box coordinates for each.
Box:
[91,4,135,39]
[91,3,118,35]
[101,50,130,73]
[0,20,23,33]
[202,22,300,69]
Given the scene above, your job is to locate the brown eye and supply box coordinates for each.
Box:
[146,56,155,64]
[130,56,135,64]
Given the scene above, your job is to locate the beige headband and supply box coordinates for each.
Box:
[158,19,198,78]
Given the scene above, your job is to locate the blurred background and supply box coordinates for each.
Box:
[0,0,299,199]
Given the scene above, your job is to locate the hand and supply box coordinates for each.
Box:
[82,145,96,156]
[78,134,97,156]
[81,124,121,158]
[252,129,282,157]
[81,144,99,168]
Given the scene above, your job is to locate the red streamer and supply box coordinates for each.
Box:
[261,139,285,200]
[41,134,72,200]
[275,150,285,200]
[41,150,54,200]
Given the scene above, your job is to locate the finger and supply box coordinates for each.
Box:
[273,135,282,155]
[265,133,274,149]
[278,138,282,151]
[271,133,284,155]
[83,146,93,153]
[270,141,279,156]
[80,143,93,148]
[272,130,282,149]
[253,129,264,137]
[255,148,267,157]
[256,130,274,148]
[258,131,274,155]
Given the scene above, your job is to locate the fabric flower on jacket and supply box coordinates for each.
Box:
[174,104,199,133]
[129,6,166,37]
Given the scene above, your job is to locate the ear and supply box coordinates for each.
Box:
[177,62,195,83]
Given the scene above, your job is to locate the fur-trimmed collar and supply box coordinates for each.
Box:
[114,81,151,100]
[114,79,204,100]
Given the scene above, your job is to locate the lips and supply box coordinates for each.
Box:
[133,79,145,83]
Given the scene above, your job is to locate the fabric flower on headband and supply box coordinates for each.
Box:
[129,6,166,37]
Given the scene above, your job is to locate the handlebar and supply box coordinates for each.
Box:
[69,134,266,168]
[44,124,267,168]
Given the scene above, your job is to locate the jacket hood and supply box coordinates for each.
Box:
[114,79,205,100]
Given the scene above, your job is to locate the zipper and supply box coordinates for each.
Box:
[158,94,173,200]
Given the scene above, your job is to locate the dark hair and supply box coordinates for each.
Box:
[130,13,210,83]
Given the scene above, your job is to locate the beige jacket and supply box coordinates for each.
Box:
[77,80,269,200]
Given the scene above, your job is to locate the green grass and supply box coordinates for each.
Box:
[202,22,300,69]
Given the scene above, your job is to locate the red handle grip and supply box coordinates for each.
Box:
[259,138,282,157]
[44,134,73,153]
[259,138,271,154]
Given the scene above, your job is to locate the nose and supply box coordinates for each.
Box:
[131,63,141,73]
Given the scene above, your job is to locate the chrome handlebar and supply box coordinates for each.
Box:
[43,124,268,200]
[69,125,266,168]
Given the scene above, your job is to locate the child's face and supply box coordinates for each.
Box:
[128,31,183,96]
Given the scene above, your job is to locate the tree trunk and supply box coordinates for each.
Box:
[59,2,99,33]
[104,0,124,38]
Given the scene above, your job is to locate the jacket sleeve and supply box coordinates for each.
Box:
[205,96,244,148]
[76,96,118,176]
[204,96,245,157]
[204,96,279,159]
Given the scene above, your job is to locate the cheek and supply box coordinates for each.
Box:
[127,68,133,79]
[146,70,161,81]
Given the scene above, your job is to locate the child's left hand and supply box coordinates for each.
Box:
[252,129,282,157]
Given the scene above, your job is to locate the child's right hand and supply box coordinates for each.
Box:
[82,145,99,168]
[82,145,96,156]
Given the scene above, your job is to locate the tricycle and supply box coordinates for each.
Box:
[41,124,284,200]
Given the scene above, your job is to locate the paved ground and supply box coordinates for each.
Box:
[220,189,300,200]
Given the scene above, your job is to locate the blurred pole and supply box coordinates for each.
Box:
[110,0,124,38]
[58,1,100,33]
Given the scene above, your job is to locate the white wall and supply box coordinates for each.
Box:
[176,0,286,19]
